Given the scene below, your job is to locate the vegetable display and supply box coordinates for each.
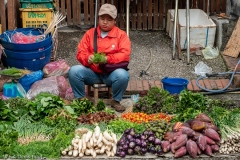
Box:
[163,113,221,158]
[116,128,163,157]
[1,87,240,159]
[121,112,172,123]
[0,67,31,78]
[61,126,117,158]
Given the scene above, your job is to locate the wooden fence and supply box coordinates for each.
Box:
[0,0,21,33]
[0,0,227,32]
[55,0,227,30]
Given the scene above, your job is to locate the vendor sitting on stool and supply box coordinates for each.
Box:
[68,3,131,112]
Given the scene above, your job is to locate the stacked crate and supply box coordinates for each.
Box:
[19,0,57,61]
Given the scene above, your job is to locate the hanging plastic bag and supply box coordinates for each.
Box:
[202,46,219,59]
[194,61,212,77]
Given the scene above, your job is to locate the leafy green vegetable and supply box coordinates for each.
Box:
[96,99,106,111]
[107,119,145,134]
[26,93,65,120]
[92,52,107,64]
[70,98,96,116]
[133,87,177,114]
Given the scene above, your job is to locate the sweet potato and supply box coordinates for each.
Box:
[181,122,190,128]
[164,131,175,141]
[192,132,201,141]
[172,122,183,132]
[205,136,215,145]
[204,128,221,141]
[174,146,187,158]
[174,134,188,150]
[196,113,212,123]
[211,144,219,153]
[185,119,194,126]
[204,145,213,156]
[197,135,207,151]
[171,142,176,153]
[161,141,171,153]
[191,120,206,131]
[182,127,195,137]
[186,139,198,158]
[204,122,220,132]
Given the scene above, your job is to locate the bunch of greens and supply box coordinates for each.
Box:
[92,52,107,64]
[107,119,145,135]
[26,92,65,121]
[133,87,177,114]
[1,97,30,122]
[0,67,30,78]
[44,107,78,134]
[70,98,96,116]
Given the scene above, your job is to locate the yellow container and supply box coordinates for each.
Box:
[0,24,2,34]
[20,8,53,28]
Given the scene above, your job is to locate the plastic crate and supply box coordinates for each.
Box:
[2,44,52,71]
[20,8,53,28]
[0,28,52,51]
[21,2,54,9]
[20,0,53,3]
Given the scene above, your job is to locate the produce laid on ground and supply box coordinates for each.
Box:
[1,87,240,159]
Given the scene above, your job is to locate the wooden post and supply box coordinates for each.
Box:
[0,0,6,32]
[8,0,16,30]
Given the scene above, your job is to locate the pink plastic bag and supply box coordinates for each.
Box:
[65,87,75,100]
[11,32,42,44]
[26,76,69,99]
[43,60,70,77]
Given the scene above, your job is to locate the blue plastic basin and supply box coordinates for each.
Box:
[0,28,52,51]
[161,77,189,94]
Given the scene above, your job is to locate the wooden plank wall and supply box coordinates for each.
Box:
[55,0,226,30]
[0,0,20,32]
[0,0,227,32]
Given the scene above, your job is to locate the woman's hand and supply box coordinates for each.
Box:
[88,55,94,64]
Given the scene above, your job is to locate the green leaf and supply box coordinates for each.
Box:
[64,106,75,115]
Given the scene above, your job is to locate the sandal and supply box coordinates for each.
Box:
[111,100,126,112]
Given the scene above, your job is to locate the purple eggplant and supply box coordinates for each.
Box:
[140,135,146,140]
[129,130,135,136]
[148,136,155,143]
[127,148,134,155]
[119,151,126,157]
[156,148,163,156]
[148,130,155,136]
[140,147,148,155]
[134,134,141,139]
[143,130,149,137]
[135,139,141,146]
[127,134,133,141]
[124,129,130,134]
[149,146,156,154]
[134,146,141,153]
[129,141,136,149]
[154,138,162,145]
[141,140,147,148]
[123,144,128,151]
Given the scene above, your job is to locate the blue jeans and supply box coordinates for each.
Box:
[68,65,129,102]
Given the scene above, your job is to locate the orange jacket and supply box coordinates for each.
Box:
[76,26,131,73]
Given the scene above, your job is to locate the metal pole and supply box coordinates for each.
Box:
[126,0,130,36]
[186,0,190,64]
[94,0,98,28]
[172,0,178,60]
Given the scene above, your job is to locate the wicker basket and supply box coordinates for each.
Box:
[51,28,58,61]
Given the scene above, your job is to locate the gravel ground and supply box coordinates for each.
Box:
[57,28,227,81]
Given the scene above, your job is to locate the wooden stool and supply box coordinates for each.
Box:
[87,84,112,105]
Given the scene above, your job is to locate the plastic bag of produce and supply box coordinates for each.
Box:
[18,70,44,92]
[26,76,69,99]
[43,60,70,77]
